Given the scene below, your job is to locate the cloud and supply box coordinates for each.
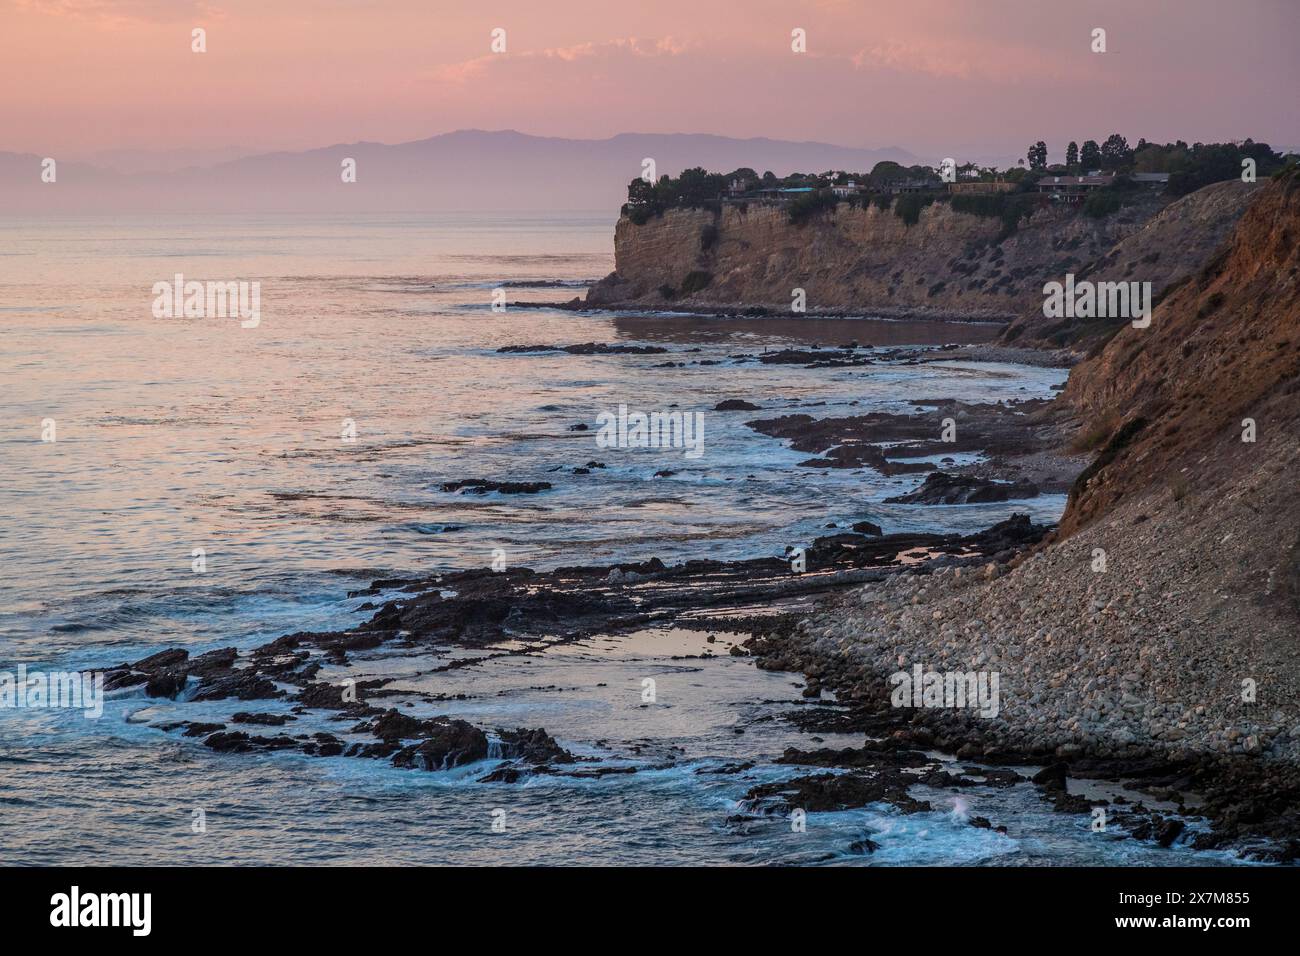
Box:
[12,0,222,25]
[430,35,694,85]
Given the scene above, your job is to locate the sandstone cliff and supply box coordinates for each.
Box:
[587,182,1259,356]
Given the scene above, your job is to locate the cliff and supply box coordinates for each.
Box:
[1058,173,1300,541]
[765,173,1300,775]
[587,182,1259,355]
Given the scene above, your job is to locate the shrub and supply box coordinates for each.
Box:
[951,192,1041,239]
[679,270,713,295]
[787,190,840,225]
[1083,190,1125,219]
[893,193,936,226]
[700,223,719,251]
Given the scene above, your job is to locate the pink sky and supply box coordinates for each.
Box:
[4,0,1297,161]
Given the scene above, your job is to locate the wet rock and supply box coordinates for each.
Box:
[441,479,552,495]
[390,719,489,770]
[497,727,576,765]
[743,771,932,815]
[231,712,294,726]
[884,471,1040,505]
[181,722,226,737]
[133,649,189,670]
[203,731,299,754]
[497,343,668,355]
[1032,762,1069,791]
[714,399,761,411]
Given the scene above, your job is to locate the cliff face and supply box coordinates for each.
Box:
[1058,174,1300,540]
[589,198,1148,319]
[1001,180,1259,349]
[587,183,1259,353]
[777,176,1300,768]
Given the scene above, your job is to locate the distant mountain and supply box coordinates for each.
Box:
[0,130,915,214]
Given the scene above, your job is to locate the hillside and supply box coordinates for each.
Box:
[757,174,1300,779]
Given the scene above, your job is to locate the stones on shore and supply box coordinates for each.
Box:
[714,399,761,411]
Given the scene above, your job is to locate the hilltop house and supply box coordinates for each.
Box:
[1035,173,1116,202]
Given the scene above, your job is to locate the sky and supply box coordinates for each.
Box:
[3,0,1297,164]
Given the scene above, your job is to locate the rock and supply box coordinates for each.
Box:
[1031,762,1069,791]
[390,719,489,770]
[497,727,576,765]
[714,399,761,411]
[440,479,552,495]
[884,471,1040,505]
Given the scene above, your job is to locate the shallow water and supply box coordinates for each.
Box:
[0,214,1242,865]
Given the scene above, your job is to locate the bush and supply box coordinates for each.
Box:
[788,189,840,225]
[950,192,1038,239]
[700,223,719,251]
[679,270,713,295]
[871,193,894,212]
[893,193,936,226]
[1083,190,1125,219]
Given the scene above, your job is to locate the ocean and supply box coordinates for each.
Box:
[0,212,1243,865]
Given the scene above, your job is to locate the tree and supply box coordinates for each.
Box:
[1027,141,1048,170]
[1100,134,1132,171]
[627,177,654,205]
[1065,141,1079,170]
[1080,140,1102,171]
[869,160,907,183]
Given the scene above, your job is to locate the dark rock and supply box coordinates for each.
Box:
[498,727,576,765]
[1032,762,1069,791]
[390,719,489,770]
[441,479,552,495]
[884,471,1040,505]
[230,712,294,726]
[181,722,226,737]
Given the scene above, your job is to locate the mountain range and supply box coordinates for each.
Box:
[0,130,916,214]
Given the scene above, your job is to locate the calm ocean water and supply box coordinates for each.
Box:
[0,213,1241,865]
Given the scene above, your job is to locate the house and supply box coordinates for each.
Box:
[1035,173,1115,202]
[830,180,860,198]
[1130,172,1171,188]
